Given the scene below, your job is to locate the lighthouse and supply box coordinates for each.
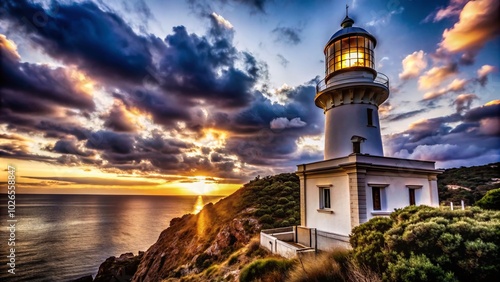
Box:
[315,10,389,159]
[260,10,441,256]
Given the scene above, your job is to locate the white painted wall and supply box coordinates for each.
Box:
[305,175,351,236]
[364,174,439,221]
[324,103,383,159]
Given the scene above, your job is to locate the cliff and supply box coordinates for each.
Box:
[89,163,500,282]
[128,173,300,281]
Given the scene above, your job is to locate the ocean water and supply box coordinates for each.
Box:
[0,194,224,282]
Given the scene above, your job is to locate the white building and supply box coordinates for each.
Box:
[261,12,440,257]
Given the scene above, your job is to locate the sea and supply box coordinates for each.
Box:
[0,194,224,282]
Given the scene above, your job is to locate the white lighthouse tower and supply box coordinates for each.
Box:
[316,12,389,159]
[260,10,441,257]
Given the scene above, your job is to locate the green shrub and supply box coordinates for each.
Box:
[350,206,500,282]
[254,208,270,217]
[273,208,286,217]
[280,220,290,227]
[475,188,500,210]
[278,197,289,204]
[239,258,295,282]
[259,214,274,224]
[386,254,457,282]
[350,216,392,273]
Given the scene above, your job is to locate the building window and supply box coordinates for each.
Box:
[368,183,389,212]
[406,185,422,206]
[367,108,373,126]
[409,189,416,206]
[372,187,381,210]
[318,186,331,209]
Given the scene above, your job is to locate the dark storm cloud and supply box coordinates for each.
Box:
[52,138,94,157]
[0,36,95,111]
[0,0,153,83]
[113,90,191,127]
[385,102,500,167]
[0,0,322,181]
[218,85,324,166]
[85,131,135,154]
[157,25,261,108]
[272,27,302,45]
[464,103,500,122]
[102,103,138,132]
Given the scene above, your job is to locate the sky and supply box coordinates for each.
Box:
[0,0,499,195]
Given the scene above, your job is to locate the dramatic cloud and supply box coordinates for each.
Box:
[0,0,154,83]
[399,50,427,80]
[426,0,467,22]
[272,26,302,45]
[210,12,233,30]
[438,0,500,61]
[418,63,458,90]
[52,137,94,157]
[423,78,467,100]
[386,101,500,168]
[102,101,139,132]
[477,65,497,86]
[453,94,478,113]
[270,117,307,130]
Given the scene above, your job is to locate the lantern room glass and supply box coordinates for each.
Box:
[326,35,374,76]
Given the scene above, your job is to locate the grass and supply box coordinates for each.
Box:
[239,257,296,282]
[287,249,381,282]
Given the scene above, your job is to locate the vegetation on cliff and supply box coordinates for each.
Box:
[131,173,299,281]
[350,206,500,282]
[438,162,499,206]
[91,163,500,281]
[475,188,500,210]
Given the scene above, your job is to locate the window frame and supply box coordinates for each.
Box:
[406,185,422,206]
[368,183,389,212]
[317,184,333,212]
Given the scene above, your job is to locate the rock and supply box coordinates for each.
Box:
[71,275,93,282]
[93,252,144,282]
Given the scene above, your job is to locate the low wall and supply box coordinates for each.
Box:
[260,230,300,258]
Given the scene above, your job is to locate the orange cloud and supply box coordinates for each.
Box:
[399,50,427,80]
[423,78,467,100]
[418,63,458,90]
[433,0,467,22]
[477,65,497,86]
[0,34,21,61]
[438,0,500,55]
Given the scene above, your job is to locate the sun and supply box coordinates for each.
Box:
[189,176,215,195]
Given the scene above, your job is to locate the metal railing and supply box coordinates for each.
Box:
[316,71,389,92]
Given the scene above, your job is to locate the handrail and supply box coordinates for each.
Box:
[316,71,389,92]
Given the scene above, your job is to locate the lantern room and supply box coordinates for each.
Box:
[324,14,377,82]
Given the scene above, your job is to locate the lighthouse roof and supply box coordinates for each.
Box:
[326,26,377,48]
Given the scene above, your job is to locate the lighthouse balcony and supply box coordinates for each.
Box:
[316,71,389,93]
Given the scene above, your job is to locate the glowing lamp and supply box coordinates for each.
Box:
[323,13,377,81]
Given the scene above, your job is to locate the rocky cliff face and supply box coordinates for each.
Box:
[132,189,260,281]
[93,252,144,282]
[92,173,300,282]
